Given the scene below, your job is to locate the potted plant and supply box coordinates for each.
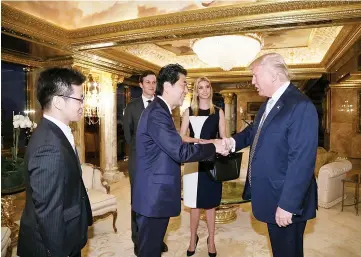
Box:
[1,113,37,193]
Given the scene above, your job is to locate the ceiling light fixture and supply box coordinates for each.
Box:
[191,34,263,71]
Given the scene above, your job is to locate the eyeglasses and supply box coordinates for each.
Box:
[58,95,84,103]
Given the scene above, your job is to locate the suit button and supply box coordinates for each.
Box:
[82,196,85,199]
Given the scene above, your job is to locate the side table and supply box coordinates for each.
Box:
[341,170,361,215]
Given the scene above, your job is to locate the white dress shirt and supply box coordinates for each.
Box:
[142,95,155,108]
[44,114,75,151]
[157,96,172,114]
[265,81,290,118]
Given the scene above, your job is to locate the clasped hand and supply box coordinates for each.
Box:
[199,138,234,156]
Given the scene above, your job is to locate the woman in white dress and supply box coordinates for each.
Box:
[180,77,226,257]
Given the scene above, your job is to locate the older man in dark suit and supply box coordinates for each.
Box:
[226,53,318,257]
[132,64,228,257]
[124,70,170,255]
[17,68,93,257]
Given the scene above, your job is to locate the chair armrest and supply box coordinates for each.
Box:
[318,160,352,178]
[100,177,110,194]
[92,167,109,194]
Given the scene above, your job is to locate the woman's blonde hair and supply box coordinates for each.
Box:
[190,77,215,116]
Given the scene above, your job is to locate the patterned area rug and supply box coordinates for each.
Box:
[80,177,361,257]
[11,176,361,257]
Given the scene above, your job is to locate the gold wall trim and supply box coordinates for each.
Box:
[330,73,361,88]
[324,24,361,71]
[93,49,159,73]
[1,52,42,67]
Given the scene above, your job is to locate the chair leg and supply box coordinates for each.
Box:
[341,181,345,212]
[356,182,359,216]
[112,209,118,233]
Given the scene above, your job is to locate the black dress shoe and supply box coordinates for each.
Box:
[207,237,217,257]
[186,235,199,256]
[162,242,168,252]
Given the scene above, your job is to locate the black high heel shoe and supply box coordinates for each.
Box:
[186,234,199,256]
[207,237,217,257]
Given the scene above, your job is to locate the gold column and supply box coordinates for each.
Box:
[71,66,90,164]
[100,73,124,182]
[172,107,181,132]
[231,96,237,135]
[25,67,43,123]
[236,93,247,132]
[124,85,131,105]
[221,93,234,137]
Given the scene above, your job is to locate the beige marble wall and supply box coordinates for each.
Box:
[236,91,266,132]
[330,87,361,159]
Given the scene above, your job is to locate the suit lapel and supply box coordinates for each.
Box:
[259,84,295,134]
[43,118,82,175]
[156,97,172,117]
[138,97,145,112]
[260,99,285,131]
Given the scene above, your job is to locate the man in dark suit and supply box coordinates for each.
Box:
[17,68,93,257]
[132,64,228,257]
[226,53,318,257]
[124,71,169,255]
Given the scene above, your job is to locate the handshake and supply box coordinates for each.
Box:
[198,138,234,156]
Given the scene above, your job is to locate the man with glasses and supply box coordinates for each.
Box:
[17,67,93,257]
[123,70,169,255]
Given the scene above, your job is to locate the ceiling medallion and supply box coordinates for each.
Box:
[191,33,263,71]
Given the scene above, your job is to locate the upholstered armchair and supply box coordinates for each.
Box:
[317,156,352,209]
[81,163,118,232]
[1,227,11,257]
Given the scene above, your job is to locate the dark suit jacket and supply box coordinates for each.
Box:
[233,84,318,224]
[132,98,216,218]
[123,97,145,184]
[17,118,93,257]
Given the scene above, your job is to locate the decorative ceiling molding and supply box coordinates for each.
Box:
[1,1,361,81]
[93,49,159,73]
[324,24,361,71]
[117,26,343,69]
[1,50,74,68]
[68,1,361,46]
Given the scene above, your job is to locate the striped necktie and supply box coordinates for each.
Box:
[247,99,274,186]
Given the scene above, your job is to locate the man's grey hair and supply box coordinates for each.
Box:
[248,53,290,81]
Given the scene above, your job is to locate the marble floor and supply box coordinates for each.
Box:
[10,174,361,257]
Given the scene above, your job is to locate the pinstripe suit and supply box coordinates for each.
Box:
[17,118,92,257]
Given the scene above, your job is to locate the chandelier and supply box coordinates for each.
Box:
[191,34,263,71]
[84,74,101,125]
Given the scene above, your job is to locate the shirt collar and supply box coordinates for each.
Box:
[270,81,290,103]
[157,96,172,114]
[141,94,154,103]
[43,114,72,135]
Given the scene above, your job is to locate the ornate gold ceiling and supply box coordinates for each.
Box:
[2,1,361,83]
[4,0,259,29]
